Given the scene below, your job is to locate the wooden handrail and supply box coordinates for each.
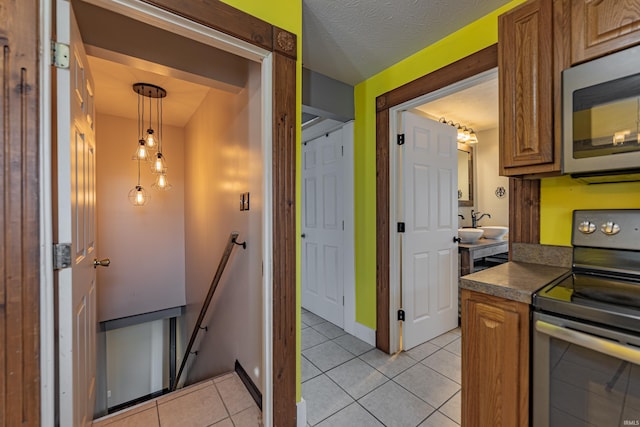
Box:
[172,232,246,391]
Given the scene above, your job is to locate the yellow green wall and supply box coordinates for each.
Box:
[221,0,303,400]
[540,177,640,245]
[352,0,526,329]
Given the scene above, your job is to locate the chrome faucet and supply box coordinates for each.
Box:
[471,210,491,228]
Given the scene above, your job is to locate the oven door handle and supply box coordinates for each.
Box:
[535,320,640,365]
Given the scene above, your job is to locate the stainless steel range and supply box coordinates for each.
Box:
[532,209,640,427]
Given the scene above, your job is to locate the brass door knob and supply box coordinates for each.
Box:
[93,258,111,268]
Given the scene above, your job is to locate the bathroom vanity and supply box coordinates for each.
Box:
[459,239,508,276]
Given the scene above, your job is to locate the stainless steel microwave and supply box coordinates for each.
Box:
[563,45,640,181]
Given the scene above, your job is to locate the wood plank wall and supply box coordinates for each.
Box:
[0,0,41,425]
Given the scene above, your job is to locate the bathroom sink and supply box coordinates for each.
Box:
[458,228,484,244]
[480,226,508,240]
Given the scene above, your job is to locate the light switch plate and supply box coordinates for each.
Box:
[240,192,250,211]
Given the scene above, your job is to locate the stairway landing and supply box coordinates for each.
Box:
[92,372,261,426]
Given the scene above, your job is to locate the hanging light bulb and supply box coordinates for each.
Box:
[151,152,167,174]
[132,139,149,161]
[145,128,156,149]
[152,172,173,190]
[128,185,148,206]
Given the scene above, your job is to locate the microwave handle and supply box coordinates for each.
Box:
[535,320,640,365]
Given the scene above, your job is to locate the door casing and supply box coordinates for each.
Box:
[376,45,498,353]
[301,121,361,341]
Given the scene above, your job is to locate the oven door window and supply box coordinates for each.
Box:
[547,336,640,426]
[572,73,640,159]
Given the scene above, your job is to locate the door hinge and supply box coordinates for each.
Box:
[53,243,72,270]
[397,222,405,233]
[52,41,70,69]
[341,146,344,156]
[397,309,405,321]
[397,134,405,145]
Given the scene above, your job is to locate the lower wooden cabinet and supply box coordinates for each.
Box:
[461,289,530,427]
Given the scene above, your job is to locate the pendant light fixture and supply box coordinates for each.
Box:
[130,83,171,205]
[128,151,149,206]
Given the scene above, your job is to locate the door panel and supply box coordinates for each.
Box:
[56,2,98,425]
[401,111,458,350]
[302,129,344,327]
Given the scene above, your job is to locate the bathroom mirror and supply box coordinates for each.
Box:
[458,143,474,207]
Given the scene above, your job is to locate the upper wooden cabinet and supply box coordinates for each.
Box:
[499,0,566,176]
[499,0,640,177]
[572,0,640,64]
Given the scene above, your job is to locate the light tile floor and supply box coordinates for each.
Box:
[92,372,261,427]
[302,308,461,427]
[93,310,461,427]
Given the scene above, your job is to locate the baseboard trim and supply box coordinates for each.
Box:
[296,397,307,427]
[344,321,376,346]
[107,388,167,414]
[235,360,262,410]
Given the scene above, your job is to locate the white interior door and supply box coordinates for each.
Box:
[56,2,98,425]
[302,128,344,328]
[400,111,458,350]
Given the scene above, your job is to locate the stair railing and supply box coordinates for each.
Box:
[172,231,246,391]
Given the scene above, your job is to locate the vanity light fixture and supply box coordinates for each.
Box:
[439,117,479,145]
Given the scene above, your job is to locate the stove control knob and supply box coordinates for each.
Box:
[578,221,596,234]
[600,221,620,235]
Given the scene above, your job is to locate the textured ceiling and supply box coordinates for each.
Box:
[302,0,510,85]
[415,70,499,132]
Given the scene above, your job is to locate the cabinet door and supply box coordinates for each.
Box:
[461,290,530,427]
[572,0,640,64]
[499,0,554,175]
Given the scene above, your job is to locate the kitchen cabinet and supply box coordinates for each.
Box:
[461,289,530,427]
[498,0,568,176]
[571,0,640,64]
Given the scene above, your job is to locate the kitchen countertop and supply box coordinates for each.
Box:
[459,261,570,304]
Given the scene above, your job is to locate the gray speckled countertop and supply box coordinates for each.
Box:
[459,261,570,304]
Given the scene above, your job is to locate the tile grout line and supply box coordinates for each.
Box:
[302,317,461,426]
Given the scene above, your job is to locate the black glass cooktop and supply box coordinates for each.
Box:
[534,272,640,334]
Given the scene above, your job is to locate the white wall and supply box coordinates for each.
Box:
[96,114,186,322]
[105,320,165,407]
[475,127,509,227]
[183,61,263,390]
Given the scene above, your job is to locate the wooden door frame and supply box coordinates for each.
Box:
[4,0,297,426]
[1,1,41,425]
[375,44,540,352]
